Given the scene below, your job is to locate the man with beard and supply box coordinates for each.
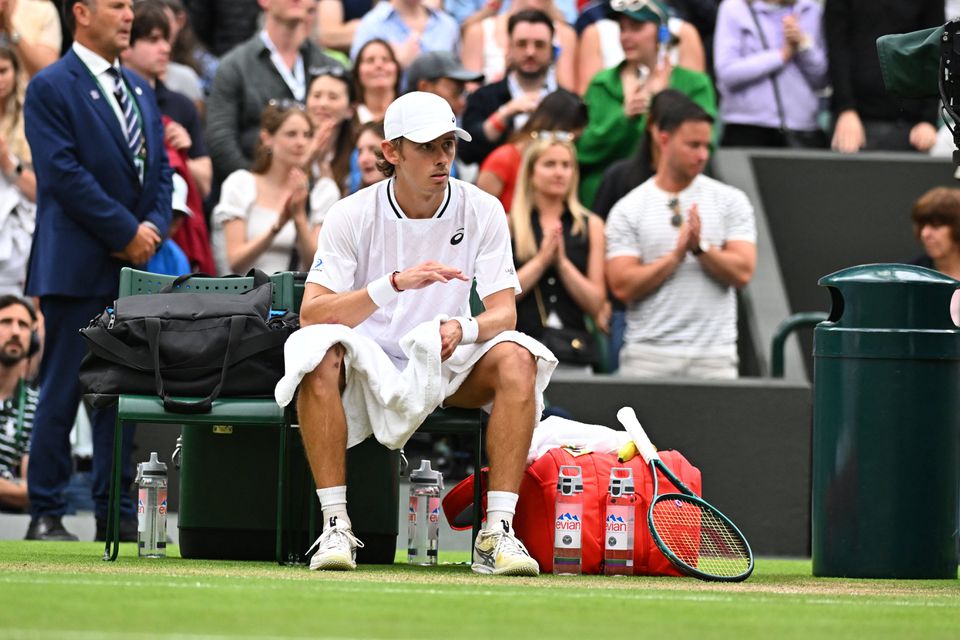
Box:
[460,9,558,166]
[0,296,39,512]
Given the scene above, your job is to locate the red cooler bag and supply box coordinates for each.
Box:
[442,447,702,576]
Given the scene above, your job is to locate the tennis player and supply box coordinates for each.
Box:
[294,92,556,575]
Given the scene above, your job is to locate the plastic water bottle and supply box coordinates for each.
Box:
[604,467,637,576]
[136,452,168,558]
[407,460,442,566]
[553,465,583,575]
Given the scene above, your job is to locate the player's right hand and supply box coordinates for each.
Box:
[394,262,469,291]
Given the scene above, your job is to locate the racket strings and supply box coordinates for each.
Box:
[651,496,751,578]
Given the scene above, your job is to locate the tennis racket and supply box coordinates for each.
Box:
[616,407,754,582]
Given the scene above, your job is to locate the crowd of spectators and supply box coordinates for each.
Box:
[0,0,954,536]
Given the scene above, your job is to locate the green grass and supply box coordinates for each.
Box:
[0,542,957,639]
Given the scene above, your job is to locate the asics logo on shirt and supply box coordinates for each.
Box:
[450,228,464,245]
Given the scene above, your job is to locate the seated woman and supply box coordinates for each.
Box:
[476,89,587,212]
[510,134,606,370]
[351,39,401,124]
[305,67,355,221]
[713,0,828,148]
[461,0,578,91]
[212,102,321,275]
[348,121,388,193]
[909,187,960,325]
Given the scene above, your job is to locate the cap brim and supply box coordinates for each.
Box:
[404,123,472,143]
[445,69,485,83]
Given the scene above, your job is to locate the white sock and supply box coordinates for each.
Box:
[316,486,350,529]
[485,491,519,531]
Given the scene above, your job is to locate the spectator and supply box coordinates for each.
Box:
[0,294,39,512]
[510,134,606,370]
[448,0,579,25]
[185,0,261,58]
[348,120,387,192]
[714,0,828,148]
[25,0,173,542]
[461,0,577,91]
[576,0,706,95]
[591,88,690,372]
[206,0,342,187]
[156,0,206,110]
[305,66,354,215]
[605,99,756,379]
[212,101,321,275]
[909,187,960,325]
[460,9,558,165]
[477,88,587,211]
[825,0,943,153]
[121,0,214,274]
[0,49,36,296]
[0,0,61,83]
[352,38,401,124]
[404,50,483,117]
[294,91,553,575]
[314,0,374,54]
[349,0,460,69]
[577,0,715,208]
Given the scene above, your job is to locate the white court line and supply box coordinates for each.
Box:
[0,632,375,640]
[0,574,956,610]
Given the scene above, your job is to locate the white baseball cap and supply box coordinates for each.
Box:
[384,91,472,143]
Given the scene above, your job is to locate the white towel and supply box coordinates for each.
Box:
[526,415,632,465]
[275,319,558,450]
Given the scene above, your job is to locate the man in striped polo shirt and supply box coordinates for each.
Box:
[0,295,40,511]
[605,98,757,379]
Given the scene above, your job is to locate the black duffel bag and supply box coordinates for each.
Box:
[79,272,298,414]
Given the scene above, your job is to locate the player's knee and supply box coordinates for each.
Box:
[494,343,537,393]
[301,345,345,399]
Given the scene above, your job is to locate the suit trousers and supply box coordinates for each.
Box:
[27,295,136,521]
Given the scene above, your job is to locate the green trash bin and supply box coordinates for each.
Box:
[812,264,960,578]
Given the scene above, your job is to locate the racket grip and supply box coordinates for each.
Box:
[616,407,659,462]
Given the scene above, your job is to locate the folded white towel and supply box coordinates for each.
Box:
[275,319,558,450]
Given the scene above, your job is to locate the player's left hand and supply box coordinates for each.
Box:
[439,319,462,361]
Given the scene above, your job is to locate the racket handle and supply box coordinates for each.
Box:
[616,407,659,462]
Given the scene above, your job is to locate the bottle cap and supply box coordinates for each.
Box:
[608,467,635,497]
[409,459,443,489]
[557,465,583,495]
[136,451,168,480]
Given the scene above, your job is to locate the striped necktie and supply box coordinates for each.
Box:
[106,67,145,157]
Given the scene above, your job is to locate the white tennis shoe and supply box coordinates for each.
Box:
[471,521,540,576]
[308,517,364,571]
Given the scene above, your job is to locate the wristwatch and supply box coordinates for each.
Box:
[692,240,710,256]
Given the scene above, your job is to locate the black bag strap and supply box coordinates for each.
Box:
[145,315,246,414]
[745,1,788,133]
[159,269,270,294]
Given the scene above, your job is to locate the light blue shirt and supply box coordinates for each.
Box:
[444,0,578,26]
[350,3,462,61]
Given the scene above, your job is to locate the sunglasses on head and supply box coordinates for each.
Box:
[668,197,683,227]
[309,65,349,80]
[531,130,576,142]
[267,98,307,112]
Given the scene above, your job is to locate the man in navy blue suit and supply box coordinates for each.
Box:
[23,0,172,541]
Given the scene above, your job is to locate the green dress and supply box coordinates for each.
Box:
[577,65,717,209]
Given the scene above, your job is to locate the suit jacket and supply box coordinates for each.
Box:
[460,78,513,166]
[24,49,172,298]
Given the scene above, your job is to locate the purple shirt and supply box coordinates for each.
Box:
[714,0,828,131]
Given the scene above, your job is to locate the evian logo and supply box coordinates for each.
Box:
[606,513,627,532]
[555,513,581,530]
[450,227,464,245]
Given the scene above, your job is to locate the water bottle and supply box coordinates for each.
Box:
[553,465,583,575]
[604,467,637,576]
[407,459,442,566]
[136,452,168,558]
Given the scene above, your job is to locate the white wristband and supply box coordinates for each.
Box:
[453,316,479,344]
[367,274,399,308]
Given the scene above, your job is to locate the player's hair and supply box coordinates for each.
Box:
[912,187,960,244]
[375,137,402,178]
[510,136,590,263]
